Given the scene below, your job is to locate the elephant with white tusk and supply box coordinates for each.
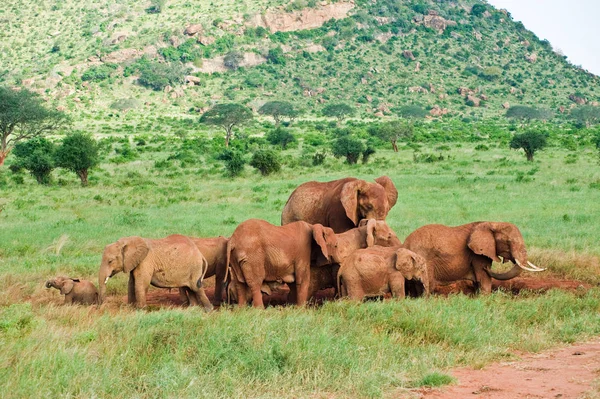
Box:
[403,221,545,295]
[98,235,212,311]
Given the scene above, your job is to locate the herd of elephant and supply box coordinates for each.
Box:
[45,176,545,309]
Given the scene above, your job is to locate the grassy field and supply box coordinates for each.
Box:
[1,134,600,398]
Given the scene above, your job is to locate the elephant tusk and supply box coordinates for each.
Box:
[104,276,110,284]
[498,255,504,263]
[515,259,542,272]
[527,261,546,271]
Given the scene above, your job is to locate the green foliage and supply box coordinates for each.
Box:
[331,134,365,164]
[217,148,246,177]
[110,98,141,112]
[510,131,548,161]
[570,106,600,127]
[224,51,244,70]
[415,372,455,387]
[266,47,286,65]
[370,120,413,151]
[127,58,188,91]
[0,86,68,166]
[146,0,166,13]
[258,101,298,124]
[506,105,552,122]
[412,3,428,14]
[322,103,354,122]
[55,132,100,186]
[12,137,56,184]
[81,64,117,82]
[481,66,502,81]
[249,149,281,175]
[396,105,427,119]
[199,103,253,147]
[265,126,296,149]
[471,4,487,17]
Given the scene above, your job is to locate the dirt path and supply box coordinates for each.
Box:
[419,340,600,399]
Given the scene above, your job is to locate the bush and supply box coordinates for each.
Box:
[331,135,365,164]
[249,150,281,175]
[267,47,286,65]
[266,126,296,149]
[12,138,56,184]
[471,4,486,17]
[81,64,117,82]
[146,0,166,13]
[217,149,246,177]
[132,58,188,91]
[224,51,244,70]
[55,132,100,186]
[396,105,427,119]
[110,98,141,112]
[312,151,326,166]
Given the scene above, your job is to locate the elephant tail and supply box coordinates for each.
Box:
[197,256,209,289]
[337,272,344,298]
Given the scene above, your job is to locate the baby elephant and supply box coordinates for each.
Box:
[337,247,429,301]
[46,277,99,305]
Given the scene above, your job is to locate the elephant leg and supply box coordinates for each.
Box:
[133,272,151,308]
[248,282,264,309]
[191,287,214,312]
[235,281,249,307]
[64,294,74,305]
[287,283,297,304]
[179,287,190,307]
[295,282,309,306]
[390,276,406,299]
[214,267,226,307]
[128,273,136,304]
[473,259,493,294]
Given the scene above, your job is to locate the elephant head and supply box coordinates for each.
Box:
[467,222,544,280]
[46,276,79,295]
[340,176,398,226]
[395,249,430,296]
[359,218,402,248]
[312,224,340,265]
[98,236,149,303]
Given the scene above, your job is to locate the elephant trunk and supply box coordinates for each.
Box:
[98,267,110,304]
[45,280,54,289]
[484,262,522,281]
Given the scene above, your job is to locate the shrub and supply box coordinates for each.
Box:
[249,150,281,175]
[474,144,489,151]
[266,47,286,65]
[12,138,56,184]
[509,131,547,161]
[506,105,552,122]
[471,4,486,17]
[110,98,141,112]
[481,66,502,81]
[81,64,117,82]
[396,105,427,119]
[55,132,100,186]
[224,51,244,70]
[322,103,354,122]
[332,135,365,164]
[132,58,188,91]
[362,146,375,164]
[266,126,296,149]
[312,151,326,166]
[146,0,166,13]
[217,149,246,177]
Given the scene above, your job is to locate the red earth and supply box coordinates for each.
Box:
[417,339,600,399]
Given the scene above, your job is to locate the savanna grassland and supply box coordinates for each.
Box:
[1,121,600,398]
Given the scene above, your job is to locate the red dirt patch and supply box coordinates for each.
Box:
[418,339,600,399]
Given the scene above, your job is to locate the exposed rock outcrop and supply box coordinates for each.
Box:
[414,14,457,33]
[569,94,587,105]
[525,53,538,63]
[184,24,203,36]
[197,36,215,46]
[429,105,449,117]
[403,50,416,60]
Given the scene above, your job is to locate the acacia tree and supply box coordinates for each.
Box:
[55,132,100,186]
[0,86,68,167]
[371,120,413,152]
[506,105,552,123]
[199,103,253,147]
[510,131,547,161]
[258,101,298,125]
[571,106,600,128]
[322,103,354,123]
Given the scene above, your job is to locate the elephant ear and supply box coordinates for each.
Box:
[365,218,376,247]
[121,236,149,273]
[312,224,331,262]
[394,249,415,279]
[375,176,398,210]
[340,180,362,226]
[468,223,501,262]
[60,279,75,295]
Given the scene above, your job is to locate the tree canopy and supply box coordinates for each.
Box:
[322,103,354,122]
[370,120,413,152]
[258,101,298,124]
[12,137,56,184]
[55,132,100,186]
[506,105,552,122]
[571,106,600,128]
[199,103,253,147]
[510,131,547,161]
[0,86,68,166]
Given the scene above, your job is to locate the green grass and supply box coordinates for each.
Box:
[1,138,600,397]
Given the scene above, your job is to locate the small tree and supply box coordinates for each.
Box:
[266,126,296,149]
[199,103,253,147]
[55,132,100,186]
[266,47,286,65]
[510,131,547,161]
[331,135,365,164]
[397,104,427,119]
[571,106,600,128]
[0,86,68,167]
[323,103,354,123]
[506,105,552,123]
[471,4,486,16]
[224,51,244,70]
[250,149,281,175]
[258,101,297,125]
[217,149,246,177]
[146,0,166,13]
[12,137,56,184]
[371,120,413,152]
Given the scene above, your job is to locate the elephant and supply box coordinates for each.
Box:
[304,219,403,300]
[45,277,99,305]
[281,176,398,233]
[337,247,429,301]
[226,219,338,308]
[178,236,229,306]
[98,235,213,310]
[402,222,545,295]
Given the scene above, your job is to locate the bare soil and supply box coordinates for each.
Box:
[417,339,600,399]
[136,277,592,309]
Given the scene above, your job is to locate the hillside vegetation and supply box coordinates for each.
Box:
[1,0,599,124]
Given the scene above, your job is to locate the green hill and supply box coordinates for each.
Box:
[1,0,598,123]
